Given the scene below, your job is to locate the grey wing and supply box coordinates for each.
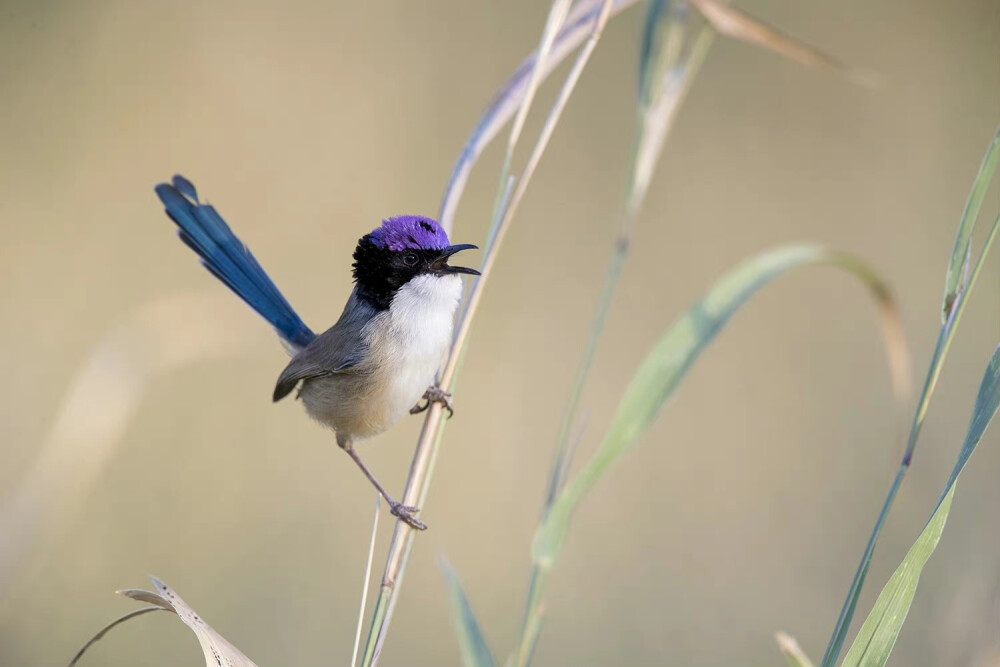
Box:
[272,289,375,402]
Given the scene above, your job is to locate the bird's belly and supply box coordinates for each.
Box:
[377,351,442,429]
[301,274,461,442]
[301,348,444,441]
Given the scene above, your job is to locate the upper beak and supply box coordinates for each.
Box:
[433,244,481,276]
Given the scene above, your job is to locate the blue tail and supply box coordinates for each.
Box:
[155,175,317,349]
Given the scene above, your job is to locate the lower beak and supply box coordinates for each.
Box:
[435,244,481,276]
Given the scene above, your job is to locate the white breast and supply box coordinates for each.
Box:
[366,273,463,433]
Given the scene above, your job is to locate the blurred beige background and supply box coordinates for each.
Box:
[2,0,1000,665]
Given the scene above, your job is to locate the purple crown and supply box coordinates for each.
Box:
[369,215,450,251]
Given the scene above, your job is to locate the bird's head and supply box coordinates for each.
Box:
[352,215,479,309]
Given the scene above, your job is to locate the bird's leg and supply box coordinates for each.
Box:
[341,442,427,530]
[409,385,454,419]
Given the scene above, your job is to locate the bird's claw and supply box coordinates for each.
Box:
[390,502,427,530]
[409,386,454,419]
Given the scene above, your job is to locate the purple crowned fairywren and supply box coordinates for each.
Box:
[155,175,479,529]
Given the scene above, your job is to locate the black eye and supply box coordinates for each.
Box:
[402,252,419,266]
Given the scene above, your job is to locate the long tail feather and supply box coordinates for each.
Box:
[155,175,316,349]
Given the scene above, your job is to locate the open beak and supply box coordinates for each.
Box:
[432,243,481,276]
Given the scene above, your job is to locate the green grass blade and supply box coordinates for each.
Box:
[440,558,498,667]
[532,245,906,568]
[840,488,954,667]
[823,212,1000,667]
[638,0,676,107]
[841,345,1000,667]
[942,124,1000,322]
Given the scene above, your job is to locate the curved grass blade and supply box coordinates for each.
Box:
[440,557,498,667]
[941,124,1000,322]
[841,345,1000,667]
[68,607,169,666]
[775,631,816,667]
[533,244,908,568]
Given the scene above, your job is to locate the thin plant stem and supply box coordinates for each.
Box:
[357,2,617,664]
[351,496,380,667]
[821,211,1000,667]
[67,607,169,667]
[439,0,642,232]
[510,26,715,667]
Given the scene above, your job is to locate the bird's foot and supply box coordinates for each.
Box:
[390,502,427,530]
[409,386,454,418]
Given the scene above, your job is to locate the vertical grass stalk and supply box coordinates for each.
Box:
[822,212,1000,666]
[510,17,715,665]
[358,2,616,664]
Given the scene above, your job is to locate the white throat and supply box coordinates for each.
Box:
[359,272,463,433]
[388,273,464,343]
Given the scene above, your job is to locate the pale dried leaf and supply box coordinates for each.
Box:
[72,577,257,667]
[775,631,816,667]
[117,588,175,609]
[688,0,874,86]
[142,577,259,667]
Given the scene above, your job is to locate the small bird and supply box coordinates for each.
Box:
[154,175,479,529]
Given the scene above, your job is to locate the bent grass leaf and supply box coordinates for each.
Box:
[71,576,258,667]
[533,245,908,568]
[440,558,498,667]
[941,124,1000,322]
[841,346,1000,667]
[68,607,169,666]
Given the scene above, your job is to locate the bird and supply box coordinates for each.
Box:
[154,175,480,529]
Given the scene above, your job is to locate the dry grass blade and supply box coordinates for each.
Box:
[444,0,617,389]
[352,496,381,667]
[630,25,714,216]
[71,577,257,667]
[775,631,816,667]
[506,0,573,155]
[438,0,641,232]
[687,0,873,86]
[121,577,259,667]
